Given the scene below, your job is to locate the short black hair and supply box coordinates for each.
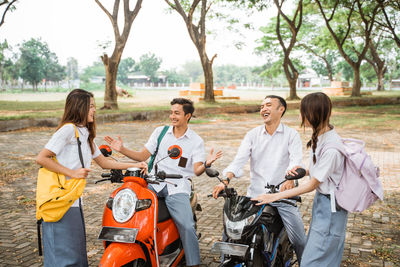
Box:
[170,98,195,121]
[265,95,287,116]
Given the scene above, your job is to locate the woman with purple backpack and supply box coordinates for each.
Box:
[252,92,348,266]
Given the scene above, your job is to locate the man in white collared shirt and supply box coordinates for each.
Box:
[212,95,306,262]
[105,98,221,267]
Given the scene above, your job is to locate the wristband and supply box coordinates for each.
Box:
[204,161,211,168]
[223,177,230,185]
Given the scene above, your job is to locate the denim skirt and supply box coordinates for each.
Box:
[42,206,88,267]
[300,191,348,267]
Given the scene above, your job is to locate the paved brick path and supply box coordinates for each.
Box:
[0,113,399,266]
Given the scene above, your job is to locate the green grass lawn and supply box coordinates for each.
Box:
[0,91,399,122]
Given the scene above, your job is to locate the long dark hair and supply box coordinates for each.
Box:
[58,89,96,154]
[300,92,332,164]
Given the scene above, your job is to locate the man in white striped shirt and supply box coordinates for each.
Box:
[212,95,306,262]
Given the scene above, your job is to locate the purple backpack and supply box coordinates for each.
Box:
[319,138,383,213]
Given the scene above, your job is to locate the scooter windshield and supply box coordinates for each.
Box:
[224,195,261,222]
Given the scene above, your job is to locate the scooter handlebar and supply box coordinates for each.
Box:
[164,174,183,179]
[156,171,183,180]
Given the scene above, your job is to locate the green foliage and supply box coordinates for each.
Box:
[18,38,47,88]
[385,49,400,80]
[336,60,353,81]
[80,61,105,83]
[180,60,203,82]
[213,64,263,85]
[360,62,376,84]
[44,52,66,83]
[117,57,137,84]
[66,57,79,80]
[17,38,65,88]
[162,69,189,84]
[138,53,162,82]
[0,40,18,85]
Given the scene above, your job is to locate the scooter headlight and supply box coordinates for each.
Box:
[224,212,257,240]
[112,188,138,223]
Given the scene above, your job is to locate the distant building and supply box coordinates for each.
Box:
[89,76,105,84]
[126,72,166,87]
[298,69,330,88]
[391,79,400,89]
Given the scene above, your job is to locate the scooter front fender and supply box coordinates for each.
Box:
[99,242,146,267]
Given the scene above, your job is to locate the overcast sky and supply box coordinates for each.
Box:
[0,0,276,70]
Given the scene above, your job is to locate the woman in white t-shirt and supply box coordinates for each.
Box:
[252,92,347,267]
[36,89,147,267]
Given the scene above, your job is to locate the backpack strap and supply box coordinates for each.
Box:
[148,126,169,172]
[316,141,347,213]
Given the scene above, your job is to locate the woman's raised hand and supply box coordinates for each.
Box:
[205,148,223,167]
[104,135,124,152]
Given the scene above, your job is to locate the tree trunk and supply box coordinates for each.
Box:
[288,78,299,100]
[283,57,299,100]
[352,67,362,97]
[377,68,385,91]
[95,0,143,110]
[323,58,334,81]
[200,56,215,102]
[102,55,119,110]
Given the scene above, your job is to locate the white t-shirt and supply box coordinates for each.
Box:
[145,126,205,195]
[308,128,344,195]
[45,124,101,207]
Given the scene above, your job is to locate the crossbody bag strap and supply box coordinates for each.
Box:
[148,125,169,172]
[71,124,85,168]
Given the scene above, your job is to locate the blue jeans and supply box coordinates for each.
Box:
[271,200,306,263]
[149,185,200,266]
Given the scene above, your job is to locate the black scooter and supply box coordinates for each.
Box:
[206,168,305,267]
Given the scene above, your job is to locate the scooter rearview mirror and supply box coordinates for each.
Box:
[205,168,219,178]
[99,144,112,157]
[168,147,181,158]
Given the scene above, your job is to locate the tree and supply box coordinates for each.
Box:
[0,40,10,87]
[43,52,66,89]
[272,0,303,100]
[377,0,400,48]
[0,41,19,88]
[181,60,203,82]
[0,0,17,28]
[117,57,136,84]
[164,0,217,102]
[18,38,49,90]
[315,0,380,97]
[385,49,400,86]
[298,5,338,81]
[95,0,143,109]
[138,53,162,83]
[66,57,79,80]
[364,39,387,91]
[255,0,304,99]
[309,51,336,81]
[162,69,190,84]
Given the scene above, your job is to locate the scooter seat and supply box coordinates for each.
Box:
[157,198,172,223]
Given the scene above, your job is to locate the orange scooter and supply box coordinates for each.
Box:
[96,145,201,267]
